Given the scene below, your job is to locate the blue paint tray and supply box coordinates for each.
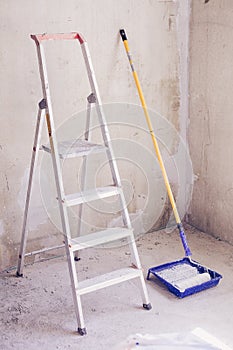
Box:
[147,258,222,298]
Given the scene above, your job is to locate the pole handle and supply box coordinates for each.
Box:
[119,28,192,257]
[119,29,127,41]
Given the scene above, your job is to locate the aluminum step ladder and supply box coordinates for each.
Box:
[16,32,151,335]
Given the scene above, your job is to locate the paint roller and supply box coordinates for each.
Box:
[175,273,211,292]
[120,29,222,297]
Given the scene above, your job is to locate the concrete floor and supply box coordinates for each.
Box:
[0,224,233,349]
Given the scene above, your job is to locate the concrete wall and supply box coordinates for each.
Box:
[0,0,185,270]
[189,0,233,244]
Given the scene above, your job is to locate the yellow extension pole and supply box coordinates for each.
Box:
[120,29,191,256]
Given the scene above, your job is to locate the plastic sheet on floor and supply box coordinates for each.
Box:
[114,328,232,350]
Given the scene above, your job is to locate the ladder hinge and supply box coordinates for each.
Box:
[87,93,96,104]
[39,98,47,110]
[63,240,71,248]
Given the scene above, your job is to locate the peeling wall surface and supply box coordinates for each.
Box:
[189,0,233,244]
[0,0,184,270]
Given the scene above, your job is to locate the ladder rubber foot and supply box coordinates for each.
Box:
[143,303,152,310]
[74,256,81,262]
[78,327,87,336]
[16,271,23,278]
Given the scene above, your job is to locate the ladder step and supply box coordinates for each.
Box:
[42,139,106,159]
[70,228,133,251]
[64,186,121,206]
[77,267,142,295]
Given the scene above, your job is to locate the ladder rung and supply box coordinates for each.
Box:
[42,139,106,159]
[64,186,121,206]
[70,228,133,251]
[76,267,142,295]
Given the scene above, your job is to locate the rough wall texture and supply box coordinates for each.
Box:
[0,0,183,270]
[189,0,233,244]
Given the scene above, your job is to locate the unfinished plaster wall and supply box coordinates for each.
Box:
[0,0,183,270]
[189,0,233,244]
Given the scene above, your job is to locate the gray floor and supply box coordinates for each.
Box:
[0,224,232,349]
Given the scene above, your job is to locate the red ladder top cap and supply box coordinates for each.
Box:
[31,32,85,44]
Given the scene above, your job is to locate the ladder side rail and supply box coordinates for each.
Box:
[80,42,142,269]
[35,41,85,330]
[35,42,70,237]
[17,107,45,276]
[80,42,132,228]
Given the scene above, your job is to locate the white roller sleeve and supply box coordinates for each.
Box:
[175,273,211,292]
